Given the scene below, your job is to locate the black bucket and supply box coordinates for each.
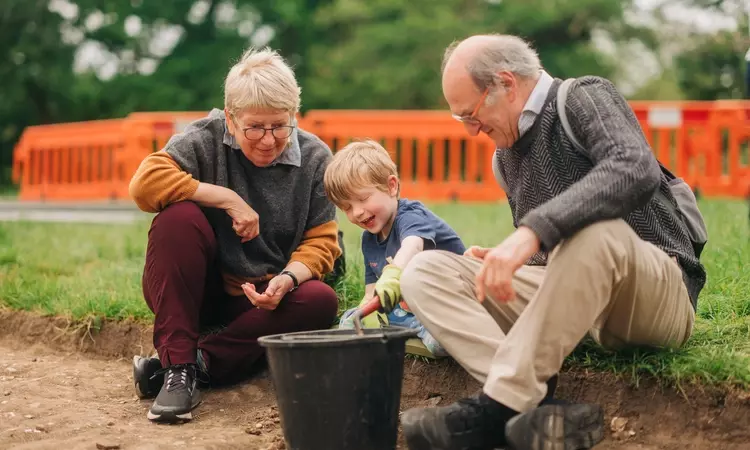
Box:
[258,327,418,450]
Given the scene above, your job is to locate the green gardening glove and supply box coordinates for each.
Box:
[375,264,402,313]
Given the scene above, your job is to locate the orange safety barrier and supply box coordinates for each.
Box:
[629,101,750,198]
[11,118,128,201]
[302,110,501,201]
[11,102,750,203]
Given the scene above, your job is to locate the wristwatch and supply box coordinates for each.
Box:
[280,270,299,292]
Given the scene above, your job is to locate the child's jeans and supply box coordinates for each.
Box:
[339,304,448,357]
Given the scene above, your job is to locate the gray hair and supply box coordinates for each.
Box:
[224,47,301,116]
[442,34,542,91]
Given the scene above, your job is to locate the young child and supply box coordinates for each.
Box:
[323,139,466,358]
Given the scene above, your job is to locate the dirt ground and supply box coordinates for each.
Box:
[1,309,750,450]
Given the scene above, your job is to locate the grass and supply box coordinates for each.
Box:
[0,199,748,388]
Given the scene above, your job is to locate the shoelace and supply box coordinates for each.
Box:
[151,363,210,388]
[167,365,191,392]
[151,364,193,392]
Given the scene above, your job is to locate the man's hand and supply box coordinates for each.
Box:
[464,245,491,260]
[242,275,294,310]
[374,264,403,313]
[475,226,540,304]
[226,198,260,243]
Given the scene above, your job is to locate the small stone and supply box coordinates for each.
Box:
[96,444,121,450]
[31,358,37,362]
[255,422,264,429]
[24,415,34,419]
[609,416,628,433]
[245,428,261,436]
[119,400,126,404]
[3,391,10,396]
[219,409,225,412]
[35,425,48,433]
[1,401,7,405]
[107,421,115,426]
[6,368,17,373]
[24,428,41,434]
[273,417,280,424]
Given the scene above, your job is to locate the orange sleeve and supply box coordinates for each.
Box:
[128,151,200,213]
[289,220,342,279]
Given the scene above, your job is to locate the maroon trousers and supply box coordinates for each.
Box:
[142,202,339,385]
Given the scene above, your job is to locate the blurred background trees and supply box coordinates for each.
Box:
[2,0,749,186]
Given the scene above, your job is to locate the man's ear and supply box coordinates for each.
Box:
[495,70,518,102]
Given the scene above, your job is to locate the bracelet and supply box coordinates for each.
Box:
[280,270,299,292]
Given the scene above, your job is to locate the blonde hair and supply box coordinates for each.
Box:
[324,140,399,207]
[224,47,301,116]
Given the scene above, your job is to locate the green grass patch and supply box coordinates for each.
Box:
[0,199,748,388]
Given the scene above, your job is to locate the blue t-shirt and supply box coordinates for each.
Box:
[362,199,466,284]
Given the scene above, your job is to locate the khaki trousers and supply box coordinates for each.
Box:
[400,219,695,413]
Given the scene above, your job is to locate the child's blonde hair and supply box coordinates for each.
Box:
[323,139,399,207]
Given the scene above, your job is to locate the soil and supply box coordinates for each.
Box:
[1,309,750,450]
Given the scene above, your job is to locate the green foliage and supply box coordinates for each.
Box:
[304,0,642,109]
[674,29,749,100]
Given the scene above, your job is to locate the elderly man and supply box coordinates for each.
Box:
[398,34,706,449]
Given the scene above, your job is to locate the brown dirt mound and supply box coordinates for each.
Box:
[1,309,749,449]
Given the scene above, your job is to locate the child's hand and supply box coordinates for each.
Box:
[375,264,402,312]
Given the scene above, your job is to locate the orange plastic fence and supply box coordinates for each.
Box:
[11,103,750,202]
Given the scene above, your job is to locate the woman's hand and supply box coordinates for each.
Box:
[191,183,260,243]
[226,198,260,243]
[242,275,295,310]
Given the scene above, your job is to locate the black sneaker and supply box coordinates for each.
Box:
[401,392,519,450]
[505,403,605,450]
[146,364,204,423]
[133,356,164,399]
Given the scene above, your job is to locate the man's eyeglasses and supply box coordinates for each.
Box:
[451,87,489,126]
[241,125,295,141]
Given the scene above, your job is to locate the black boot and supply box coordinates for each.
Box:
[147,364,205,423]
[401,392,519,449]
[505,403,605,450]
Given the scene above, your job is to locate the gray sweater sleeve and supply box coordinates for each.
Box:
[518,77,661,251]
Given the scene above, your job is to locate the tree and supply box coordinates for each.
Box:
[302,0,656,109]
[674,29,749,100]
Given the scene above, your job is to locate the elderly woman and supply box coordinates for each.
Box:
[128,48,341,423]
